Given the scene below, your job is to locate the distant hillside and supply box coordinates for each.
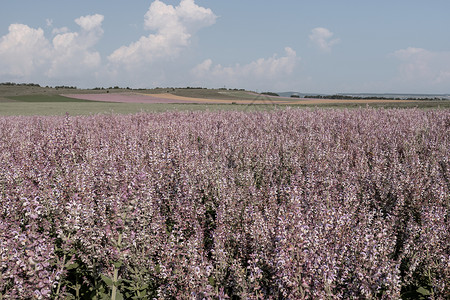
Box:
[277,91,450,100]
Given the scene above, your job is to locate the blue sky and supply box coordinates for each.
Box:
[1,0,449,93]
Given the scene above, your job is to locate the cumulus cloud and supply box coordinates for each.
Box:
[108,0,216,68]
[392,47,450,91]
[75,14,104,32]
[0,24,51,77]
[0,14,104,84]
[47,14,104,78]
[191,47,299,89]
[0,1,217,87]
[52,27,69,35]
[309,27,340,52]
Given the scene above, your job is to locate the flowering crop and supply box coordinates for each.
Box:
[0,109,448,299]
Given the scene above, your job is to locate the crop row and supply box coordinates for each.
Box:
[0,109,448,299]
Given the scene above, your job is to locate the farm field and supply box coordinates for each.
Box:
[2,85,450,115]
[0,109,448,299]
[63,91,426,105]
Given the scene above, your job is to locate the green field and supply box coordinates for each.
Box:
[8,94,100,103]
[0,101,282,116]
[2,100,449,116]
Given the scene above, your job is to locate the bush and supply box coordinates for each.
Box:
[261,92,279,97]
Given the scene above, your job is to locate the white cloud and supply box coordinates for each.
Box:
[75,14,104,32]
[108,0,216,68]
[309,27,340,52]
[191,47,299,89]
[392,47,450,91]
[52,27,69,35]
[0,24,51,77]
[0,14,104,84]
[192,59,213,76]
[0,1,218,88]
[47,14,104,78]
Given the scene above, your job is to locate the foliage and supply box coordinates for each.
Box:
[261,92,280,97]
[0,109,448,299]
[54,86,77,90]
[0,82,41,87]
[304,94,447,101]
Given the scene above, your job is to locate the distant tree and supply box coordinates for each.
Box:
[290,95,300,98]
[262,92,280,97]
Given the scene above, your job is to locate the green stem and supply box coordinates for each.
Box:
[55,252,66,296]
[427,249,434,298]
[55,233,71,297]
[74,272,81,300]
[111,232,123,300]
[428,269,434,297]
[111,266,119,300]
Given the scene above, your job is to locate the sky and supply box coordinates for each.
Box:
[1,0,450,94]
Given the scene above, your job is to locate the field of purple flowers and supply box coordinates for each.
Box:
[0,109,448,299]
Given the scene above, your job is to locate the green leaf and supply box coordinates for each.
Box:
[65,262,79,270]
[416,287,431,296]
[115,279,124,287]
[98,291,110,300]
[100,274,113,287]
[115,291,124,300]
[208,276,216,286]
[113,261,123,268]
